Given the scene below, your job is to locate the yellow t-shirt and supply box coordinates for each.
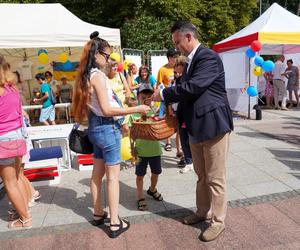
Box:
[108,74,126,104]
[156,65,174,88]
[107,74,129,124]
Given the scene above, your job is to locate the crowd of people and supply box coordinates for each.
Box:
[261,55,299,110]
[1,21,233,242]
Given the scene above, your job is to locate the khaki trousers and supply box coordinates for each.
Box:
[273,79,287,108]
[189,132,230,226]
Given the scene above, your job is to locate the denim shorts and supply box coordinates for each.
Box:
[136,156,162,176]
[39,105,55,122]
[0,128,24,166]
[88,112,122,166]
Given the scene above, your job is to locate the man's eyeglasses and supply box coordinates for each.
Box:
[98,50,111,62]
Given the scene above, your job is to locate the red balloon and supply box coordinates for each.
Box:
[117,63,123,73]
[251,40,262,52]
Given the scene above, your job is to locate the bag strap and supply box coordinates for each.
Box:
[118,73,124,85]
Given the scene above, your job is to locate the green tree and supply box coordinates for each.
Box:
[0,0,42,2]
[121,0,202,51]
[269,0,300,14]
[121,13,173,51]
[256,0,300,17]
[40,0,260,49]
[1,0,263,50]
[196,0,257,46]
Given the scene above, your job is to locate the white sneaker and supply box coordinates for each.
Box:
[179,164,193,174]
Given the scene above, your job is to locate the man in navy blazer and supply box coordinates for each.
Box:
[153,20,233,242]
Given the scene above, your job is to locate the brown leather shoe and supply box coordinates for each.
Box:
[182,213,205,225]
[200,224,225,242]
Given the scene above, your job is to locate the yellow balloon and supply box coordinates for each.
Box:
[59,53,68,63]
[38,53,49,64]
[253,66,263,76]
[110,52,121,63]
[123,59,133,71]
[121,136,132,161]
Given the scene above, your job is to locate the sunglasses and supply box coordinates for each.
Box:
[98,50,111,62]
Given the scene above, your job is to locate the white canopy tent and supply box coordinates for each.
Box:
[0,3,121,102]
[0,3,121,48]
[213,3,300,114]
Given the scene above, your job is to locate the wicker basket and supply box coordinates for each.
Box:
[130,114,177,141]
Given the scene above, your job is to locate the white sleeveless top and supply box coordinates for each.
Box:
[88,68,121,117]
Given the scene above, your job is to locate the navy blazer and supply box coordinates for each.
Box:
[163,45,233,143]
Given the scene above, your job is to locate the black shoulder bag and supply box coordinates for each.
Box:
[69,124,93,154]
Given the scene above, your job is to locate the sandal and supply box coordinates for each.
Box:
[109,216,130,238]
[137,198,148,211]
[164,143,172,152]
[8,217,32,230]
[147,188,163,201]
[32,191,41,201]
[93,211,108,226]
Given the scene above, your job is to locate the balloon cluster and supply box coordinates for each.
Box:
[246,40,275,75]
[38,49,49,64]
[245,40,275,97]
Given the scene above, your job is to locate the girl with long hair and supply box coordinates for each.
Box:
[0,55,32,229]
[73,32,150,238]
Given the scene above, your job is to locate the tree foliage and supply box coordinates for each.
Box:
[268,0,300,14]
[121,13,173,51]
[4,0,299,50]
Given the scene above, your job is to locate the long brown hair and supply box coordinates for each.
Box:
[72,32,110,123]
[0,55,16,87]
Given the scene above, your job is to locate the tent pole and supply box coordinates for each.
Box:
[248,57,251,119]
[259,0,262,16]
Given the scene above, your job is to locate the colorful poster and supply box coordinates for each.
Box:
[52,61,79,81]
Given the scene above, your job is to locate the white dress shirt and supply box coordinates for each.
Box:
[272,60,286,81]
[186,43,200,73]
[160,43,201,100]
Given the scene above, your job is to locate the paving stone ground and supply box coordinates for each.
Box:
[0,109,299,249]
